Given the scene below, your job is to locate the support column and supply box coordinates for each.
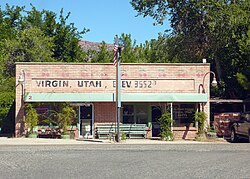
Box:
[15,83,25,137]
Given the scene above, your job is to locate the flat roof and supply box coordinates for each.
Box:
[15,62,210,66]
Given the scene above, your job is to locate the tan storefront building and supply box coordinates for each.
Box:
[15,63,211,139]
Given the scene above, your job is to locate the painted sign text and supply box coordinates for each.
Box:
[35,80,157,89]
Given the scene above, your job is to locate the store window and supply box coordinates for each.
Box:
[122,104,148,124]
[173,103,196,127]
[135,105,148,124]
[123,105,134,124]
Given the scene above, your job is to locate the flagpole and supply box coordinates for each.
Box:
[114,35,121,142]
[116,46,121,142]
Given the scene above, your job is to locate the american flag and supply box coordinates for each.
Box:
[113,36,119,66]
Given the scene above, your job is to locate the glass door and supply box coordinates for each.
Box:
[151,106,162,137]
[80,105,93,137]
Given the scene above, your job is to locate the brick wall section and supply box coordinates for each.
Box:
[15,63,211,137]
[94,102,116,123]
[173,127,197,140]
[15,77,25,137]
[15,63,210,94]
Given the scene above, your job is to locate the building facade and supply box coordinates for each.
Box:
[15,63,211,139]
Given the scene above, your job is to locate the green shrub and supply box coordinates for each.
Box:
[158,112,174,141]
[121,132,126,140]
[57,104,76,134]
[0,91,15,129]
[194,111,207,136]
[25,103,38,134]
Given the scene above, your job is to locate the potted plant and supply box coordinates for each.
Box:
[158,112,174,141]
[57,104,76,139]
[25,103,38,138]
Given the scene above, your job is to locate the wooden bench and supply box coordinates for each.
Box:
[96,123,147,139]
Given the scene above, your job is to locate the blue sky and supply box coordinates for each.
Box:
[0,0,170,44]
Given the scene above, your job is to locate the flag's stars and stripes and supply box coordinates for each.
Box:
[113,37,119,66]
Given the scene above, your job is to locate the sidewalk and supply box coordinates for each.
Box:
[0,137,228,145]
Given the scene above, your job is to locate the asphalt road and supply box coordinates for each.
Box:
[0,143,249,179]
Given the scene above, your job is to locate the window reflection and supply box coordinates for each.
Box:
[123,105,134,124]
